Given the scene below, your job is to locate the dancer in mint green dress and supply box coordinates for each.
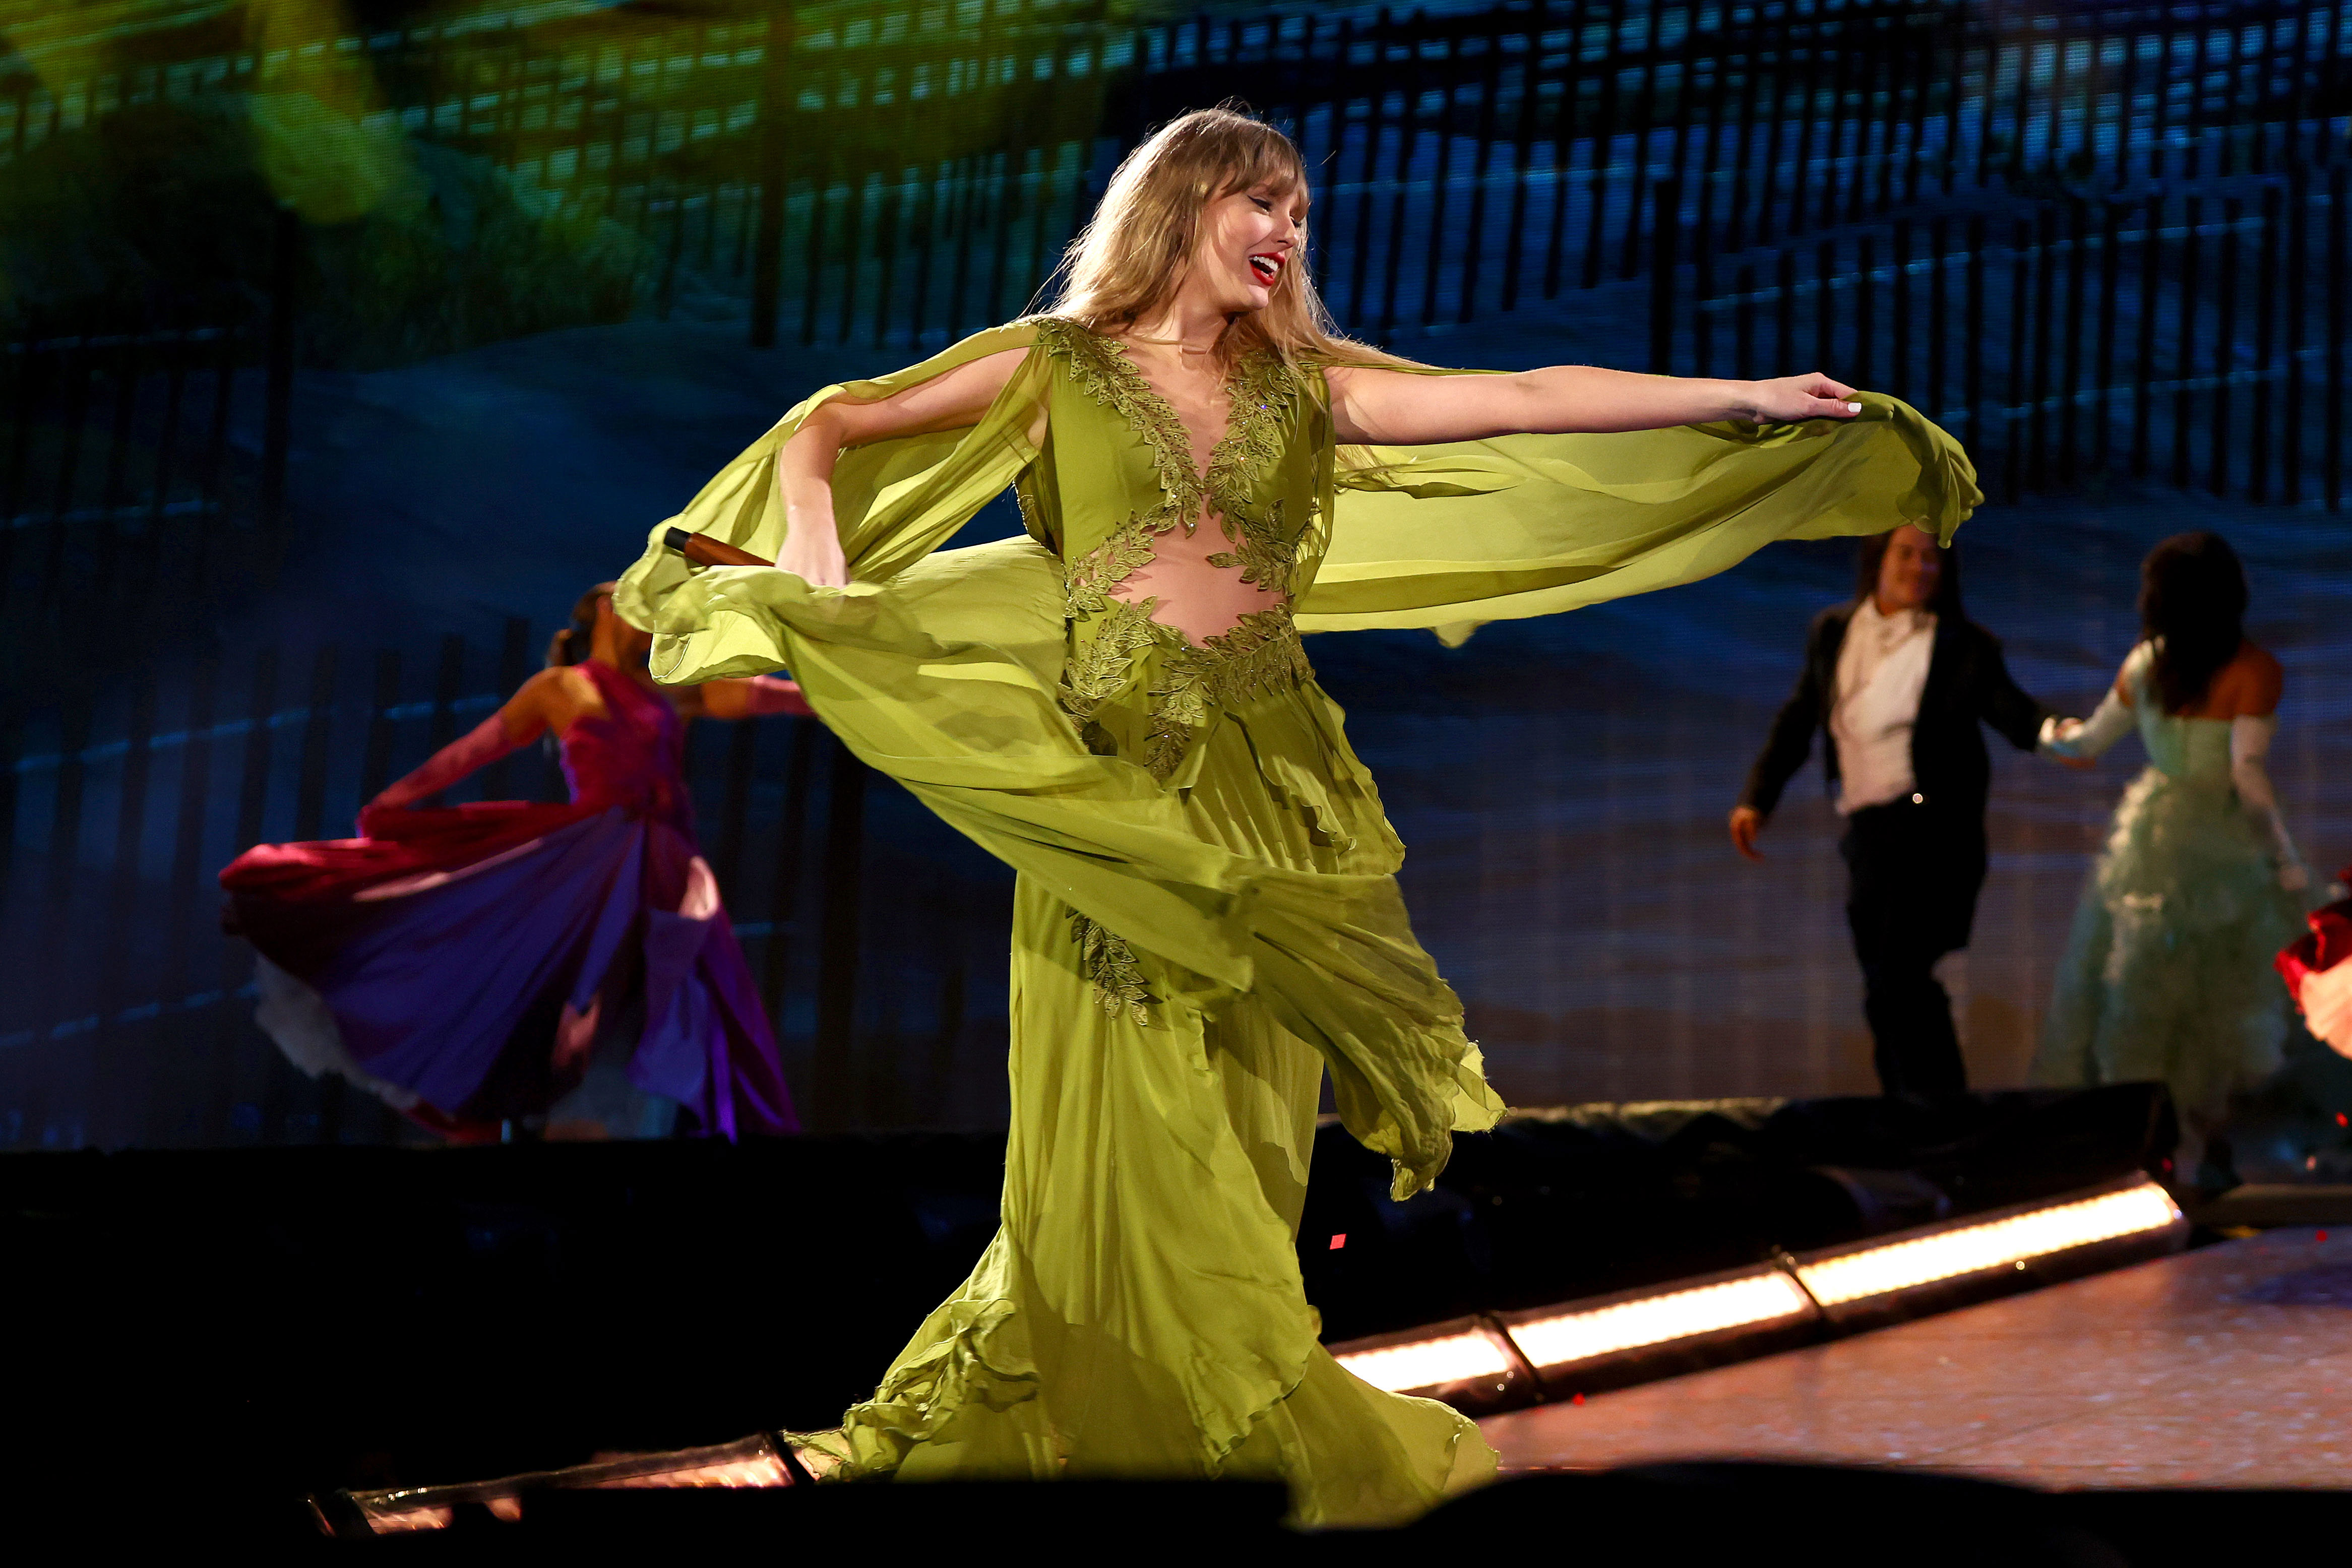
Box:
[2035,532,2310,1184]
[618,108,1980,1522]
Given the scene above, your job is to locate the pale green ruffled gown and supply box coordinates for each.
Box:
[2033,647,2306,1133]
[616,318,1978,1524]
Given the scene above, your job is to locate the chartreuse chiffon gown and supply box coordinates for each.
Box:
[615,317,1979,1524]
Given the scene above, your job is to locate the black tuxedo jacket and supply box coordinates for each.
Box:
[1740,601,2051,829]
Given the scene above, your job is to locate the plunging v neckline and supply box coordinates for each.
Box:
[1099,334,1249,517]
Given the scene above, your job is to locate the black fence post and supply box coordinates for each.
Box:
[1420,29,1461,326]
[1962,216,1986,487]
[360,650,402,802]
[2211,196,2242,498]
[1813,237,1837,386]
[90,677,158,1147]
[2059,198,2087,486]
[260,207,299,537]
[1890,219,1912,402]
[2003,216,2029,501]
[429,635,464,756]
[1649,178,1680,374]
[2094,199,2121,479]
[2027,203,2056,492]
[1853,231,1875,392]
[2132,195,2160,479]
[1735,263,1757,381]
[1352,9,1391,318]
[763,718,817,1029]
[1776,245,1798,377]
[1499,11,1538,315]
[1928,216,1949,422]
[2283,170,2307,507]
[2251,183,2281,505]
[2328,163,2345,512]
[292,646,338,843]
[480,616,531,800]
[160,656,220,1142]
[2173,195,2201,492]
[1692,170,1717,375]
[715,719,758,894]
[811,734,866,1129]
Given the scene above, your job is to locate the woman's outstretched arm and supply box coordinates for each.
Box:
[1324,364,1863,445]
[775,347,1031,586]
[673,676,815,721]
[358,672,567,828]
[2039,647,2143,763]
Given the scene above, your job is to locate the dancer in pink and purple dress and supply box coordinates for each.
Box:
[222,584,809,1142]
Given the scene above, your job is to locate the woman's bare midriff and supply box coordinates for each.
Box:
[1107,512,1286,644]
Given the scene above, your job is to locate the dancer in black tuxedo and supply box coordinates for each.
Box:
[1731,528,2055,1102]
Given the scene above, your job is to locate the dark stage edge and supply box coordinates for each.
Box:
[8,1084,2179,1541]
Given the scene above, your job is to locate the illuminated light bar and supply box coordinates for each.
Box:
[1338,1327,1513,1393]
[1507,1268,1815,1371]
[322,1432,800,1538]
[1331,1177,2184,1416]
[1329,1315,1537,1412]
[1793,1176,2183,1308]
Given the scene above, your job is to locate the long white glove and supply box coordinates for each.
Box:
[2231,714,2308,892]
[2039,685,2134,761]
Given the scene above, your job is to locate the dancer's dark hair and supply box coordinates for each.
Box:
[1854,529,1964,618]
[2139,531,2246,714]
[546,582,618,667]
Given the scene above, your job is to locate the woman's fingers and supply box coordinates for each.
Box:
[1749,375,1862,421]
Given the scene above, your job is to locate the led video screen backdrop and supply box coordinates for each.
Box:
[4,0,2348,1150]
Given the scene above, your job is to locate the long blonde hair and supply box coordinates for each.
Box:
[1040,106,1407,368]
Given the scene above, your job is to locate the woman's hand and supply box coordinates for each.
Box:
[1728,805,1766,862]
[1734,373,1864,424]
[775,508,850,588]
[2039,718,2099,770]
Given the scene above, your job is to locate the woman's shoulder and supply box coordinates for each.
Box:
[2210,641,2284,716]
[505,663,606,733]
[1018,313,1098,358]
[515,664,587,704]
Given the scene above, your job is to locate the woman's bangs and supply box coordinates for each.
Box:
[1218,129,1307,204]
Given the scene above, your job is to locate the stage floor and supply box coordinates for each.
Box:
[1480,1228,2352,1489]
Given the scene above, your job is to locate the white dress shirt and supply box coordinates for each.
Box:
[1829,597,1937,814]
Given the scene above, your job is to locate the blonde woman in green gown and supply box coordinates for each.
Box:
[617,109,1979,1523]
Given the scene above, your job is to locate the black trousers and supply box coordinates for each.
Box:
[1839,798,1987,1103]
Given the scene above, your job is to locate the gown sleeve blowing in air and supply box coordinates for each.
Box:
[1299,383,1979,645]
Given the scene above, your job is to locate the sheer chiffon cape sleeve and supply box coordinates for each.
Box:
[612,320,1054,644]
[1298,372,1980,645]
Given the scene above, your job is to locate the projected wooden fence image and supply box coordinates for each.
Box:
[1651,163,2352,508]
[8,2,2351,365]
[7,0,2352,1153]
